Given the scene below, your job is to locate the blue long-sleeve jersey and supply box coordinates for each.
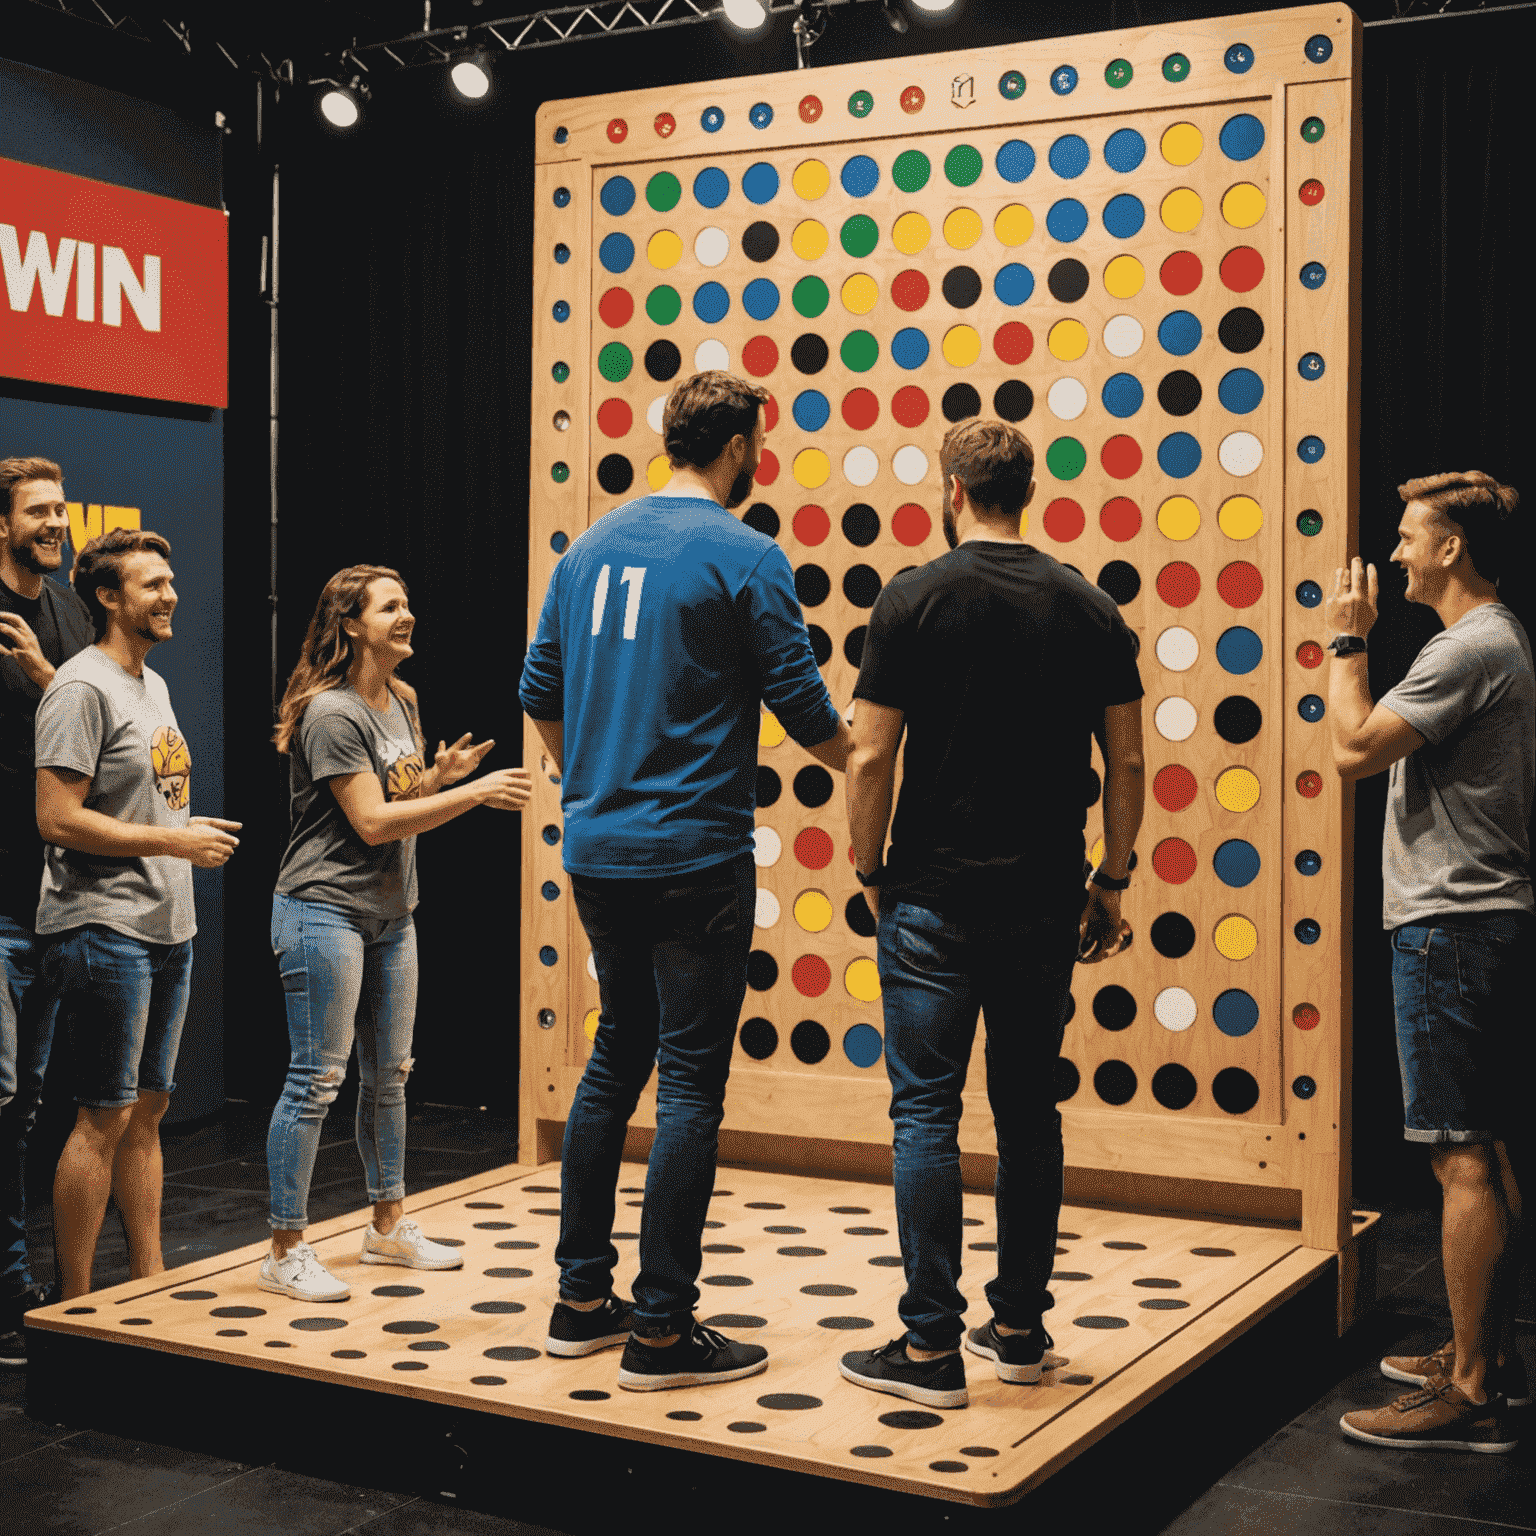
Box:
[519,493,842,878]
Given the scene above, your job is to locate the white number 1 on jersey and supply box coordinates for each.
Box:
[590,564,647,640]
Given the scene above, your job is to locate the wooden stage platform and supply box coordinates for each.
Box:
[27,1160,1378,1508]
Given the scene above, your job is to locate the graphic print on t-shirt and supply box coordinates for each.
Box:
[150,724,190,810]
[379,732,424,801]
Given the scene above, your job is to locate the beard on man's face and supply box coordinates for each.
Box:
[725,467,756,510]
[14,532,64,575]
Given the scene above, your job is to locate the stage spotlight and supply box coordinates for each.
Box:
[911,0,958,12]
[451,58,491,99]
[881,0,909,31]
[319,87,361,128]
[721,0,769,32]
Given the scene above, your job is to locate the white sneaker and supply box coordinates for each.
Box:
[360,1217,463,1270]
[258,1242,351,1302]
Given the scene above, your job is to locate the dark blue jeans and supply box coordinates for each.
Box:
[877,896,1079,1351]
[556,853,755,1334]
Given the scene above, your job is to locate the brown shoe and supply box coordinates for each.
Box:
[1340,1376,1517,1453]
[1381,1341,1532,1408]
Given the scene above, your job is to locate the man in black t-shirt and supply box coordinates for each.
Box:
[0,456,94,1362]
[839,420,1145,1410]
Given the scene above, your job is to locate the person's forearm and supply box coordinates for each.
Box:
[1100,763,1145,879]
[39,801,183,859]
[1328,653,1374,759]
[846,747,896,874]
[805,718,853,773]
[348,781,489,846]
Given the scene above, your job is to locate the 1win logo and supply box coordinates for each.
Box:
[950,75,976,109]
[1,226,162,330]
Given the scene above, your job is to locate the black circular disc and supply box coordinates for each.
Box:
[1085,767,1102,807]
[596,454,634,495]
[807,625,832,665]
[1213,696,1263,744]
[756,765,781,808]
[742,221,780,262]
[845,894,877,937]
[843,565,882,608]
[794,765,834,807]
[1092,985,1137,1031]
[791,333,830,374]
[795,564,831,606]
[740,1018,779,1060]
[842,503,880,546]
[644,339,681,380]
[994,380,1034,421]
[1218,307,1264,353]
[791,1020,831,1064]
[743,502,779,537]
[942,383,982,422]
[1093,1060,1138,1106]
[843,626,868,667]
[1048,259,1090,302]
[941,266,983,308]
[746,950,779,990]
[1152,1063,1198,1110]
[1055,1057,1080,1101]
[1097,561,1142,605]
[1212,1067,1260,1114]
[1150,912,1196,958]
[1157,370,1202,416]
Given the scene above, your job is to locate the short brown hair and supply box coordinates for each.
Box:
[0,456,64,515]
[662,371,770,471]
[939,419,1036,516]
[73,528,173,639]
[1399,470,1519,583]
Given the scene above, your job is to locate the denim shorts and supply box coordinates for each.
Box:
[42,925,194,1110]
[1390,911,1532,1144]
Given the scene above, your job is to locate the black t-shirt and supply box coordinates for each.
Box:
[853,540,1144,914]
[0,575,96,920]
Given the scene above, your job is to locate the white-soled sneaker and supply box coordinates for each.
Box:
[258,1242,351,1302]
[360,1217,464,1270]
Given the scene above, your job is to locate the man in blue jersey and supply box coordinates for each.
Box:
[521,371,851,1390]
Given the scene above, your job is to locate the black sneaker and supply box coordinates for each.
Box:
[839,1337,969,1409]
[545,1294,635,1357]
[617,1320,769,1391]
[964,1319,1059,1384]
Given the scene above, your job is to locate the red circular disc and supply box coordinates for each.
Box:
[1298,178,1325,206]
[1296,641,1324,669]
[793,505,830,545]
[842,388,880,431]
[1296,770,1323,799]
[654,112,676,138]
[1101,435,1142,479]
[891,269,930,312]
[901,85,925,113]
[741,335,779,377]
[1152,837,1198,884]
[1041,498,1085,542]
[1292,1003,1321,1031]
[754,449,780,486]
[1217,561,1263,608]
[799,94,823,123]
[598,288,633,328]
[596,399,632,439]
[607,118,628,143]
[1157,562,1201,607]
[794,828,834,870]
[1160,251,1203,296]
[1220,246,1264,292]
[993,321,1034,365]
[1153,764,1198,812]
[891,386,930,429]
[791,954,831,997]
[763,393,779,432]
[892,502,930,546]
[1100,497,1141,541]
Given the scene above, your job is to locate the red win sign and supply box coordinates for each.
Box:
[0,155,227,409]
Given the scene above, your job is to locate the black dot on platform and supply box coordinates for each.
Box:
[264,1340,293,1349]
[1074,1315,1130,1329]
[942,265,983,308]
[702,1275,753,1287]
[714,1189,733,1196]
[994,380,1034,421]
[931,1461,969,1473]
[1219,307,1264,353]
[333,1349,367,1359]
[846,894,877,938]
[1062,1373,1095,1385]
[1103,1240,1147,1250]
[1141,1298,1191,1310]
[818,1315,875,1329]
[729,1422,767,1434]
[211,1306,265,1318]
[703,1220,724,1228]
[744,502,780,538]
[756,765,782,807]
[1059,1231,1081,1240]
[704,1243,745,1254]
[65,1306,96,1314]
[759,1393,823,1410]
[1054,1057,1081,1102]
[484,1268,532,1279]
[430,1237,464,1247]
[645,339,681,381]
[845,1226,888,1236]
[704,1313,767,1328]
[122,1318,152,1326]
[1214,696,1263,743]
[1151,913,1196,958]
[1213,1066,1260,1114]
[791,333,830,374]
[963,1217,984,1227]
[1097,561,1142,605]
[747,950,779,990]
[1053,1271,1092,1281]
[668,1410,703,1421]
[471,1301,526,1314]
[941,383,982,422]
[795,563,831,606]
[742,221,780,261]
[1094,1060,1138,1105]
[1092,984,1137,1030]
[842,503,880,545]
[803,1283,857,1296]
[596,454,633,495]
[570,1389,611,1400]
[1157,370,1202,416]
[384,1320,440,1334]
[466,1202,503,1209]
[790,1019,830,1065]
[393,1361,428,1371]
[530,1207,560,1216]
[619,1185,643,1193]
[961,1446,1000,1457]
[870,1255,905,1267]
[1192,1247,1237,1257]
[807,624,832,665]
[1152,1063,1198,1110]
[613,1232,639,1240]
[968,1241,998,1252]
[779,1246,827,1257]
[843,626,867,667]
[495,1239,538,1250]
[525,1185,559,1193]
[1048,259,1090,302]
[484,1346,540,1361]
[472,1375,506,1385]
[171,1290,217,1301]
[410,1341,450,1351]
[880,1410,945,1429]
[843,564,882,608]
[290,1316,348,1331]
[794,765,834,807]
[831,1206,871,1213]
[1134,1277,1182,1289]
[746,1201,785,1209]
[216,1328,246,1336]
[473,1221,514,1230]
[740,1017,779,1059]
[851,1445,894,1458]
[765,1224,805,1233]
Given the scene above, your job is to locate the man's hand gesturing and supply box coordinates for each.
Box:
[1325,556,1378,639]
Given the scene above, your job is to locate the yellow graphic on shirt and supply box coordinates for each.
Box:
[377,734,425,801]
[150,725,191,811]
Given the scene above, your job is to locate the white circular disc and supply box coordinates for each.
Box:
[1048,377,1088,420]
[752,826,781,867]
[1154,696,1198,741]
[586,952,598,981]
[843,445,879,487]
[754,888,780,928]
[646,394,668,434]
[1154,986,1198,1031]
[694,226,729,267]
[892,444,929,485]
[1155,626,1200,672]
[694,339,729,371]
[1218,431,1264,477]
[1103,314,1144,358]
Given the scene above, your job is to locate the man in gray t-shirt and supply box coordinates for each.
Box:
[1328,472,1532,1454]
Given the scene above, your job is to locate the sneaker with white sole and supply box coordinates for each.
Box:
[359,1218,463,1270]
[258,1243,351,1302]
[839,1337,969,1409]
[964,1319,1064,1384]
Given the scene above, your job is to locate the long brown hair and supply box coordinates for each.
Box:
[274,565,421,754]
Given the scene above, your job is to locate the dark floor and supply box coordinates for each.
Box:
[3,1102,1532,1535]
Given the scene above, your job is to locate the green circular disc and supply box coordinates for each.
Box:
[1105,58,1133,88]
[1045,437,1087,480]
[840,214,879,258]
[793,275,830,318]
[944,144,983,187]
[840,330,879,372]
[597,342,633,382]
[1301,116,1326,144]
[1163,52,1190,82]
[551,462,570,483]
[848,89,874,118]
[999,69,1026,100]
[1297,510,1324,537]
[892,149,931,193]
[551,361,570,383]
[645,285,681,325]
[646,172,681,212]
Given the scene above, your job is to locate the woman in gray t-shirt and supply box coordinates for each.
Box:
[261,565,531,1303]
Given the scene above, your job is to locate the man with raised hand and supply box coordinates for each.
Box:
[1332,472,1531,1453]
[35,528,241,1299]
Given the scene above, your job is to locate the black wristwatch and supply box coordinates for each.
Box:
[1090,867,1131,891]
[1327,634,1368,657]
[855,864,885,887]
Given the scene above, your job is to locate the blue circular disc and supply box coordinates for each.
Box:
[1300,262,1328,290]
[742,162,780,205]
[1295,919,1322,945]
[1158,432,1203,478]
[1049,134,1091,178]
[743,278,781,321]
[552,300,569,322]
[1213,989,1260,1037]
[693,167,730,208]
[892,328,931,370]
[750,101,774,129]
[598,233,634,273]
[1297,435,1326,464]
[1213,839,1261,888]
[550,531,569,553]
[1298,352,1326,381]
[541,824,560,846]
[1306,34,1334,63]
[843,1023,884,1068]
[994,263,1035,306]
[996,140,1037,182]
[1102,194,1145,239]
[692,282,730,323]
[553,127,568,145]
[1103,128,1147,173]
[554,243,570,264]
[1215,626,1263,674]
[599,176,636,215]
[999,70,1026,101]
[1101,373,1144,418]
[553,186,571,207]
[1046,199,1089,242]
[539,945,559,967]
[1225,43,1255,74]
[1051,65,1078,95]
[541,881,560,901]
[1218,368,1264,414]
[792,390,831,432]
[1298,694,1326,723]
[1296,580,1323,608]
[1219,114,1266,162]
[1295,849,1322,876]
[1293,1075,1317,1100]
[1158,310,1203,356]
[701,105,724,132]
[840,155,881,198]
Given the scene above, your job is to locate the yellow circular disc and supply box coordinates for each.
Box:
[1103,254,1145,299]
[793,890,834,933]
[994,203,1034,246]
[760,710,786,748]
[1214,915,1258,961]
[1048,319,1089,362]
[646,455,673,492]
[943,207,982,249]
[1222,182,1267,229]
[794,447,831,488]
[1161,122,1204,166]
[1215,766,1261,812]
[1160,188,1204,234]
[1090,835,1105,867]
[846,957,882,1003]
[892,211,931,255]
[841,273,879,315]
[1218,495,1264,540]
[792,220,829,260]
[1018,509,1029,538]
[583,1009,600,1043]
[793,159,831,200]
[1157,496,1201,541]
[942,325,981,366]
[647,229,683,269]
